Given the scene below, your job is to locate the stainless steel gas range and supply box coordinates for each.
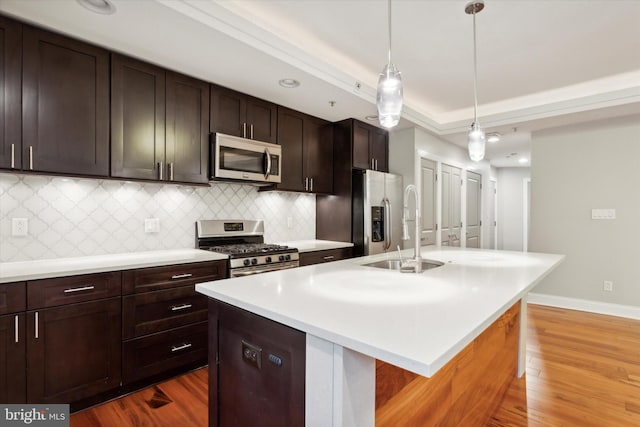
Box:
[196,219,299,277]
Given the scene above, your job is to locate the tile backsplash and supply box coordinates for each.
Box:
[0,173,316,262]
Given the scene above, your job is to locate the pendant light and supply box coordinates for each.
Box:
[376,0,403,129]
[466,0,486,162]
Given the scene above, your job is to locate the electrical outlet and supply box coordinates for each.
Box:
[11,218,28,236]
[603,281,613,292]
[144,218,160,233]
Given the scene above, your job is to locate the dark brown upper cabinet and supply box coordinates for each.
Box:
[0,17,21,171]
[112,55,209,184]
[210,84,277,143]
[22,26,110,176]
[111,54,166,181]
[352,120,388,172]
[272,107,333,194]
[165,71,210,184]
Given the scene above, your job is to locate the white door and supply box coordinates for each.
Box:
[441,164,462,247]
[466,171,482,248]
[420,158,437,246]
[488,179,497,249]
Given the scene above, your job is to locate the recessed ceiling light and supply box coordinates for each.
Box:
[76,0,116,15]
[518,157,529,164]
[365,115,378,121]
[486,132,501,143]
[278,78,300,88]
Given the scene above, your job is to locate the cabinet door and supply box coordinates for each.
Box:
[0,313,25,403]
[370,127,388,172]
[246,96,277,143]
[276,107,305,192]
[111,54,165,180]
[166,71,209,184]
[210,84,246,138]
[304,117,333,194]
[352,121,371,170]
[27,298,121,404]
[22,26,109,176]
[0,17,21,171]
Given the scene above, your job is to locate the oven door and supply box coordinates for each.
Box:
[212,133,281,183]
[230,261,299,278]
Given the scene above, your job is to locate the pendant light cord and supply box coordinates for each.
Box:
[472,7,478,123]
[388,0,392,64]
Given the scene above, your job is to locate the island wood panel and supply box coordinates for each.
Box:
[375,301,520,427]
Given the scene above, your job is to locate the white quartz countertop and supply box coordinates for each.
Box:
[196,247,564,378]
[277,240,354,253]
[0,249,228,283]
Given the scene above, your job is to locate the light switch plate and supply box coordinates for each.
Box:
[591,209,616,220]
[144,218,160,233]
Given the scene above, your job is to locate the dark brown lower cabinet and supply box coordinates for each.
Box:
[0,313,26,403]
[209,300,305,427]
[122,321,208,384]
[299,247,353,266]
[26,297,121,404]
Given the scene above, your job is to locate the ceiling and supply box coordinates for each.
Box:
[2,0,639,167]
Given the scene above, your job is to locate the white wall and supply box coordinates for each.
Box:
[388,126,493,249]
[530,115,640,306]
[496,167,530,251]
[0,173,316,262]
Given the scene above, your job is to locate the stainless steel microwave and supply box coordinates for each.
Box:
[210,133,281,184]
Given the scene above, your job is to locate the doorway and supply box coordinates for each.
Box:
[420,158,437,246]
[441,164,462,247]
[466,171,482,248]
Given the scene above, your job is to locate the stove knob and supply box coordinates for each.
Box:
[285,254,291,261]
[251,258,258,265]
[279,255,285,262]
[243,259,251,267]
[266,257,272,263]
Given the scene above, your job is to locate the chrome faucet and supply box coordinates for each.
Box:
[401,184,422,273]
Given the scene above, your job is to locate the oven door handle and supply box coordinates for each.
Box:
[264,148,272,180]
[233,269,273,277]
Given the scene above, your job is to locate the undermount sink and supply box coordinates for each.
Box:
[363,259,444,273]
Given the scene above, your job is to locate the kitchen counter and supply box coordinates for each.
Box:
[0,249,227,283]
[276,239,353,253]
[197,246,563,377]
[197,246,563,426]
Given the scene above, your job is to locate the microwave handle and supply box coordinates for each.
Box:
[264,148,272,180]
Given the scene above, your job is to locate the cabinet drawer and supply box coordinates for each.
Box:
[123,260,226,294]
[299,247,353,267]
[122,321,208,384]
[123,285,208,339]
[0,282,26,315]
[27,272,121,310]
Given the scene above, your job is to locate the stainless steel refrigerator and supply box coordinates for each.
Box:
[352,169,403,257]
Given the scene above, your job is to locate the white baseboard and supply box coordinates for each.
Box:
[528,292,640,320]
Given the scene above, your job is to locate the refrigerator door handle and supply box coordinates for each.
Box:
[383,197,392,251]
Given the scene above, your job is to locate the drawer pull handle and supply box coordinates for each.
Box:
[35,311,39,339]
[323,255,335,261]
[64,285,95,293]
[14,315,19,343]
[171,303,193,312]
[171,273,193,280]
[171,343,192,352]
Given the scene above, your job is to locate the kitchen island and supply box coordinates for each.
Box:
[196,247,564,426]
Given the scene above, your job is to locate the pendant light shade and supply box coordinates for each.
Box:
[376,0,403,129]
[466,0,485,162]
[468,122,486,162]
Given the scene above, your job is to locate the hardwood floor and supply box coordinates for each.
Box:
[70,368,208,427]
[70,304,640,426]
[490,304,640,427]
